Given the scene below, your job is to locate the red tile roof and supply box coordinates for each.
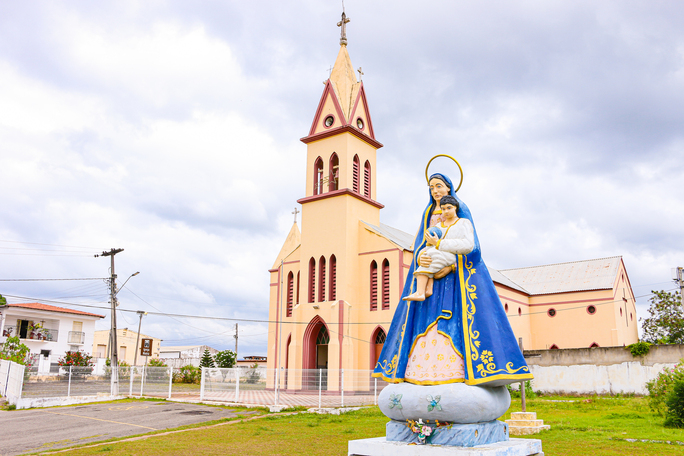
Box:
[5,303,105,319]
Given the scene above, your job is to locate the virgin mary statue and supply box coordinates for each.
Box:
[372,172,532,387]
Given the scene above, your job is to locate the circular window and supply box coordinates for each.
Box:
[587,305,597,315]
[547,308,556,317]
[324,116,334,127]
[504,303,509,312]
[356,118,364,129]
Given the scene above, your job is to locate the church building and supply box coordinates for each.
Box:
[266,19,638,390]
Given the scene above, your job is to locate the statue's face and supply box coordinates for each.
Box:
[441,203,457,220]
[429,178,450,203]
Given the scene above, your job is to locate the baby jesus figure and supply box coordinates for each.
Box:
[403,195,475,302]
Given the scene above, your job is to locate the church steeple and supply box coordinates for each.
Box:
[329,45,359,122]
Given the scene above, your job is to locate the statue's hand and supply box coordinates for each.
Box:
[418,252,432,268]
[434,266,453,280]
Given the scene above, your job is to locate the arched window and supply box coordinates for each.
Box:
[370,260,378,311]
[308,258,316,303]
[371,327,386,369]
[352,155,360,193]
[329,255,337,301]
[286,272,294,317]
[590,342,600,348]
[313,157,324,195]
[364,160,371,198]
[296,271,300,305]
[381,259,390,310]
[504,303,509,312]
[329,153,339,192]
[549,344,559,349]
[318,256,327,302]
[518,307,522,316]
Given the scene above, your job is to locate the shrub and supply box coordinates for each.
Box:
[627,341,651,357]
[645,360,684,415]
[147,358,167,368]
[173,365,201,384]
[664,379,684,428]
[245,363,262,384]
[58,351,93,367]
[214,350,236,368]
[104,359,131,380]
[0,336,32,366]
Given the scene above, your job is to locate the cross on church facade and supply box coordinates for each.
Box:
[292,207,300,224]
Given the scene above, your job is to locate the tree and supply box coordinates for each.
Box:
[214,350,236,368]
[199,348,215,368]
[0,336,31,365]
[641,290,684,344]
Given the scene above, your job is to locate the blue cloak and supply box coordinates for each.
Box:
[372,173,532,387]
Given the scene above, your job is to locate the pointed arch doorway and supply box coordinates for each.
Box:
[303,316,329,389]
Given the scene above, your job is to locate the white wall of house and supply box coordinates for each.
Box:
[0,306,102,370]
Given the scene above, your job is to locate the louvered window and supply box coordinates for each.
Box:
[286,272,294,317]
[296,271,300,305]
[364,161,371,198]
[353,155,360,193]
[308,258,316,303]
[370,261,378,311]
[318,256,326,302]
[382,259,390,310]
[329,255,337,301]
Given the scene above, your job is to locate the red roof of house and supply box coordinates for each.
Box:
[5,303,105,319]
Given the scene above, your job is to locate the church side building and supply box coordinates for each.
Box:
[267,31,638,391]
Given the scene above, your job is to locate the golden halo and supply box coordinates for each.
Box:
[425,154,464,192]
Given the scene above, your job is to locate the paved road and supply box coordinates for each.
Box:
[0,401,260,456]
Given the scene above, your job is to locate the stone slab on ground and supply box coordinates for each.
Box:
[387,419,508,447]
[505,412,550,436]
[348,437,543,456]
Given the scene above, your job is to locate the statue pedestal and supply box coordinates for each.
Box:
[347,437,543,456]
[387,420,508,447]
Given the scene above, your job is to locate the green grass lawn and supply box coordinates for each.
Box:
[50,396,684,456]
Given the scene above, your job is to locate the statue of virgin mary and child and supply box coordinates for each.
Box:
[372,162,533,440]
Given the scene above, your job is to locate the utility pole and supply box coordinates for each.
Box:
[234,323,238,358]
[96,248,124,395]
[134,311,147,367]
[674,267,684,311]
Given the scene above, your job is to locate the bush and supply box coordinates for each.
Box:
[214,350,236,368]
[0,336,32,366]
[628,341,651,357]
[664,379,684,428]
[104,359,131,380]
[646,360,684,415]
[173,365,201,384]
[58,351,93,367]
[245,363,261,384]
[147,358,167,368]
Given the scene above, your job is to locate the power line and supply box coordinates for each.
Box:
[0,239,98,249]
[0,278,106,281]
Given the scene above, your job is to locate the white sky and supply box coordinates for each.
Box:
[1,1,682,356]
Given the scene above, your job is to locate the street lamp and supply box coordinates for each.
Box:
[134,310,148,366]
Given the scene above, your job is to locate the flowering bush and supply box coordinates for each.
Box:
[645,360,684,416]
[0,336,32,366]
[58,351,93,367]
[664,379,684,428]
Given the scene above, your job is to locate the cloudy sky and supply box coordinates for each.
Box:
[1,1,682,356]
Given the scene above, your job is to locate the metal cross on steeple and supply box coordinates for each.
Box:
[292,207,300,224]
[337,11,350,46]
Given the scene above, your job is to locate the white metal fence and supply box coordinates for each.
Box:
[10,366,390,409]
